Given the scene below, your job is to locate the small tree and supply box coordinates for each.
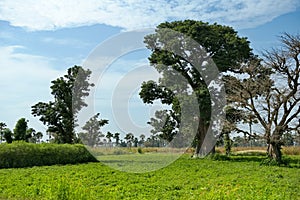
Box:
[13,118,28,141]
[221,107,244,155]
[3,128,13,143]
[146,109,179,144]
[139,134,146,146]
[124,133,134,148]
[34,131,43,143]
[13,118,37,142]
[26,128,36,143]
[79,113,108,147]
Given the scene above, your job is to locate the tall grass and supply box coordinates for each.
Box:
[89,147,189,156]
[216,146,300,155]
[282,146,300,155]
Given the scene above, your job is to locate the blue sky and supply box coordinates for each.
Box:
[0,0,299,138]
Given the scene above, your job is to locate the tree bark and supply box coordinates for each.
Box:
[267,142,282,164]
[194,118,214,157]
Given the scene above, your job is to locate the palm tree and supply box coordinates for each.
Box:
[106,132,114,147]
[124,133,134,148]
[113,132,120,146]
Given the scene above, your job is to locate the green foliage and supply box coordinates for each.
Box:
[3,128,13,143]
[0,155,299,199]
[32,66,94,144]
[106,131,113,143]
[260,157,285,167]
[148,109,179,143]
[140,20,253,155]
[223,132,233,156]
[205,153,231,161]
[282,132,294,146]
[13,118,29,141]
[10,118,39,143]
[78,113,108,147]
[113,132,120,146]
[260,156,292,167]
[0,141,97,169]
[137,147,143,154]
[124,133,134,147]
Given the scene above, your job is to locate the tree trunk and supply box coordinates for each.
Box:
[194,118,214,157]
[224,132,232,156]
[267,142,282,164]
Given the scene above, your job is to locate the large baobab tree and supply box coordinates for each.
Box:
[225,33,300,164]
[140,20,252,156]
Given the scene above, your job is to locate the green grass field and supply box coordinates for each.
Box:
[0,153,299,200]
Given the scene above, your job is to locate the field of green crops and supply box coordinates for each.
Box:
[0,154,299,200]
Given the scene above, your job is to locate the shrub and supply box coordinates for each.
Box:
[137,147,143,154]
[0,141,98,169]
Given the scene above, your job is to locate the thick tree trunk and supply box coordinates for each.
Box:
[224,132,232,156]
[267,142,282,164]
[194,118,214,157]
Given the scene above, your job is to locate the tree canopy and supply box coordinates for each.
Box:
[32,66,94,144]
[140,20,253,156]
[78,113,108,147]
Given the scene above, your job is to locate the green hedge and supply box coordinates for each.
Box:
[0,141,98,169]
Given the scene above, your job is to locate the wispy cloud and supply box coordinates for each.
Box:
[0,0,299,31]
[41,37,91,47]
[0,45,64,129]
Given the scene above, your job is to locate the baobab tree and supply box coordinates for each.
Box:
[140,20,252,156]
[225,33,300,164]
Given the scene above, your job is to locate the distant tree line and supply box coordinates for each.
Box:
[0,119,43,144]
[81,130,169,148]
[217,131,299,148]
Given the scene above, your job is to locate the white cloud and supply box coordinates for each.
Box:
[0,0,299,31]
[41,37,91,47]
[0,45,64,129]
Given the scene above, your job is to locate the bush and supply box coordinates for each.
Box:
[137,147,143,154]
[0,141,98,169]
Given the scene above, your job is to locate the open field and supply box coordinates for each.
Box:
[88,146,300,156]
[0,153,299,200]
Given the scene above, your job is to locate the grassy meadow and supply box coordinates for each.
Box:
[0,147,299,200]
